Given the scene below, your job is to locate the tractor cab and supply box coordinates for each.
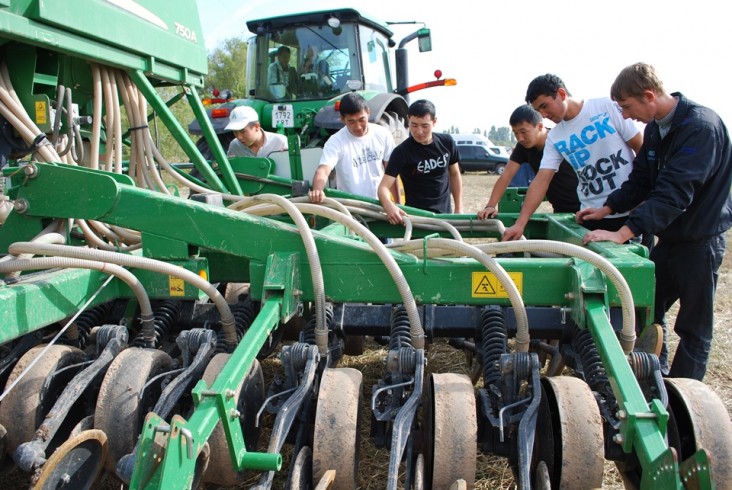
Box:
[246,9,396,105]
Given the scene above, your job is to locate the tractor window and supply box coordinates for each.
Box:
[358,26,391,93]
[250,24,359,102]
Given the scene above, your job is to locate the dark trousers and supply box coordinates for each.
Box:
[653,233,727,380]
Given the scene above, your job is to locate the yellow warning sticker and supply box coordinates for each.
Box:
[169,276,185,296]
[35,100,47,125]
[472,271,523,298]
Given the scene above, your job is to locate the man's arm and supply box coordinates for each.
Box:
[502,168,555,241]
[477,160,522,219]
[382,160,399,203]
[378,174,405,224]
[627,132,643,154]
[448,163,463,213]
[308,164,332,203]
[583,224,635,245]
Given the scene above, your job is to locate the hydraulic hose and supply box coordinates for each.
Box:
[8,242,238,351]
[394,237,529,351]
[476,240,636,353]
[229,194,328,355]
[235,200,425,349]
[0,256,156,344]
[90,64,102,169]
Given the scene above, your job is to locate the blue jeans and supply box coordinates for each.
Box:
[653,233,727,380]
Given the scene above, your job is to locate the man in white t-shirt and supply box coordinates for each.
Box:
[502,73,643,241]
[225,105,288,158]
[308,93,397,203]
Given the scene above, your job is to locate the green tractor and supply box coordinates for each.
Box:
[1,1,730,489]
[188,8,454,179]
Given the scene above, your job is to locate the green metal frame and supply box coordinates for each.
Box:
[0,2,715,485]
[0,161,704,488]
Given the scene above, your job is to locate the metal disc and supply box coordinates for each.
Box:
[413,453,425,490]
[0,344,87,454]
[424,372,477,488]
[616,378,732,488]
[534,376,604,489]
[288,445,312,490]
[94,348,173,472]
[534,460,551,490]
[312,367,362,490]
[664,378,732,486]
[31,429,107,490]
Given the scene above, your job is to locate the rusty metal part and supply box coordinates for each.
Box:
[312,367,363,490]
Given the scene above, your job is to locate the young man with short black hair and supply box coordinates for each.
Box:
[378,99,462,223]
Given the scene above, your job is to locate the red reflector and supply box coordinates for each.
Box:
[334,100,341,112]
[211,108,230,118]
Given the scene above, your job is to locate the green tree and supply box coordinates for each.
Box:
[488,125,515,147]
[151,36,248,164]
[205,36,248,98]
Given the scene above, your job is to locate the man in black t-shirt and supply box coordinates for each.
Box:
[378,100,463,222]
[477,104,579,220]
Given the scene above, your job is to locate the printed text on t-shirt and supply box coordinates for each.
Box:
[352,148,380,168]
[415,152,449,174]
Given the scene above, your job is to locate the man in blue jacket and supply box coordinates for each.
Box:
[580,62,732,380]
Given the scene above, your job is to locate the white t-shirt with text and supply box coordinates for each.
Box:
[540,98,640,216]
[319,123,395,199]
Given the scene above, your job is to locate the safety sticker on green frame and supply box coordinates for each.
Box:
[472,272,523,298]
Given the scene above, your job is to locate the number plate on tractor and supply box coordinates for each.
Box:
[272,105,294,128]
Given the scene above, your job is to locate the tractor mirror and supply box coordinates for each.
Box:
[417,28,432,52]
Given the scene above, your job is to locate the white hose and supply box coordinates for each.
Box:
[393,238,530,351]
[228,194,328,354]
[476,240,636,353]
[90,64,102,170]
[8,242,238,349]
[231,200,425,349]
[0,257,154,340]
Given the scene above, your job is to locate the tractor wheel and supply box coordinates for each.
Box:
[312,368,362,490]
[423,373,477,488]
[94,348,173,472]
[201,353,264,486]
[32,429,107,490]
[616,377,732,489]
[533,376,604,489]
[378,111,407,145]
[0,344,87,454]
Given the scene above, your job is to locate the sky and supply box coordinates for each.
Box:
[195,0,731,134]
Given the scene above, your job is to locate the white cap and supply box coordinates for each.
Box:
[225,106,259,131]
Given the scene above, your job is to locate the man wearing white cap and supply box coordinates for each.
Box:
[225,105,288,158]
